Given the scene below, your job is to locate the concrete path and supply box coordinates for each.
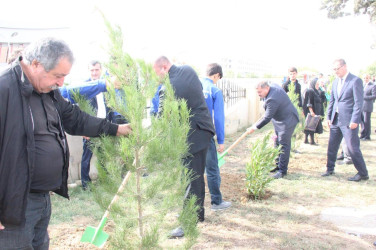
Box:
[321,205,376,236]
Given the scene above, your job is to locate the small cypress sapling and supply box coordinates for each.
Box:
[245,132,281,200]
[74,15,200,249]
[287,83,304,152]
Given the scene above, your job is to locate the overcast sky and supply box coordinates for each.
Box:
[2,0,376,80]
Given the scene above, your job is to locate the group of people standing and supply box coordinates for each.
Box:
[1,35,375,248]
[282,67,326,145]
[0,37,233,246]
[247,59,375,183]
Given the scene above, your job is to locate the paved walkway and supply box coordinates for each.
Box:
[321,205,376,236]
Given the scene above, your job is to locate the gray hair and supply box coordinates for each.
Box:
[334,58,346,66]
[256,80,270,89]
[23,37,74,72]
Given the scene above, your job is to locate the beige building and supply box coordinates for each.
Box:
[0,27,70,70]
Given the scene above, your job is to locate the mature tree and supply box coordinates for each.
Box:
[321,0,376,22]
[360,61,376,75]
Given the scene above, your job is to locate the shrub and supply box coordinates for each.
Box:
[287,83,304,152]
[245,132,281,200]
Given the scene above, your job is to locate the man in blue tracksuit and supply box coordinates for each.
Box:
[201,63,231,211]
[70,60,126,190]
[60,79,108,103]
[150,83,162,116]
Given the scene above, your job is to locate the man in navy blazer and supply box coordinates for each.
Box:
[322,59,369,181]
[360,74,376,140]
[247,81,299,179]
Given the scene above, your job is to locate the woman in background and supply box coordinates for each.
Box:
[303,78,324,145]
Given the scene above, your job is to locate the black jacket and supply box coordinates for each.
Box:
[282,79,302,107]
[158,65,215,154]
[303,88,324,117]
[0,63,118,228]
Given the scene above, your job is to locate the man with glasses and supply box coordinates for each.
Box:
[321,59,369,182]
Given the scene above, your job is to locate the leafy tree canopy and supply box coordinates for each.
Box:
[321,0,376,22]
[360,61,376,76]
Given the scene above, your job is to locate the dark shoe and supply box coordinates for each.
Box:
[361,138,371,141]
[273,172,285,179]
[344,158,353,165]
[270,167,279,173]
[168,227,184,238]
[310,142,318,146]
[347,173,369,182]
[337,158,353,165]
[336,155,344,160]
[321,171,334,177]
[82,183,89,191]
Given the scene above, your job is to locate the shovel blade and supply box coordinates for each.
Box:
[218,157,226,168]
[217,152,226,168]
[81,226,109,248]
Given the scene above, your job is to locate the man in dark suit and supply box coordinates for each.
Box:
[322,59,369,181]
[246,81,299,179]
[153,56,215,237]
[282,67,302,108]
[360,74,376,140]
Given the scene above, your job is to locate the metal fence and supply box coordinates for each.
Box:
[217,78,247,109]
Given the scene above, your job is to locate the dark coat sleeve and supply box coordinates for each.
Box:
[302,89,311,117]
[364,84,376,101]
[256,98,278,129]
[52,90,118,137]
[282,81,289,93]
[296,83,302,107]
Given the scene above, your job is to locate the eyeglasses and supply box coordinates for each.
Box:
[333,65,344,71]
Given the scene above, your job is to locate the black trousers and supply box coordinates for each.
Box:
[360,111,372,139]
[183,147,209,222]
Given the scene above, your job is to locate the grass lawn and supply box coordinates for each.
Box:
[49,119,376,249]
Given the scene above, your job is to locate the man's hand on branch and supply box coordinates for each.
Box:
[117,124,132,136]
[106,76,122,89]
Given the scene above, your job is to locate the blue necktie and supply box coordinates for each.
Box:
[337,78,343,95]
